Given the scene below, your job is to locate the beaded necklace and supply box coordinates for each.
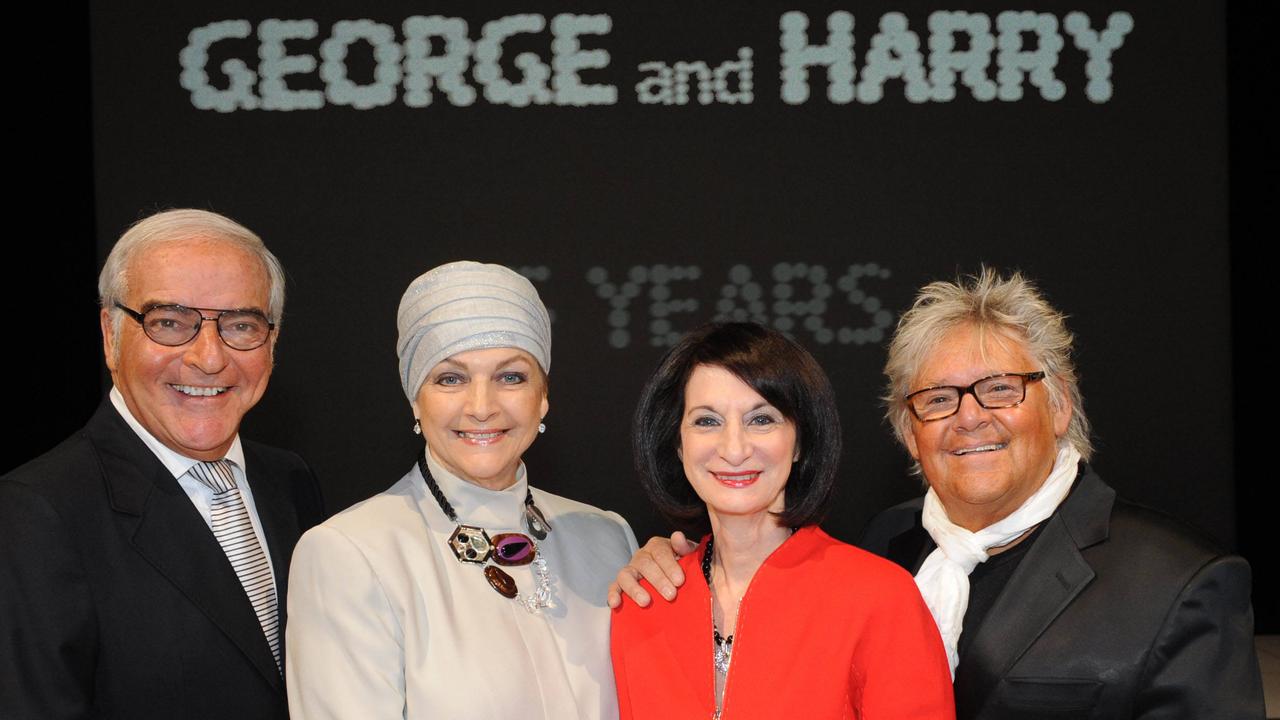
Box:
[701,535,735,674]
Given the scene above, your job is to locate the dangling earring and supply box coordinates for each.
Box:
[413,419,422,435]
[538,422,546,434]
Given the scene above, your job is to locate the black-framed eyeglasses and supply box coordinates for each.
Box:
[905,371,1046,422]
[115,303,275,351]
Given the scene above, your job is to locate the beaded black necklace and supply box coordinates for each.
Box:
[702,535,734,674]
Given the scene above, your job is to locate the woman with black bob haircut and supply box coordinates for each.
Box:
[632,321,840,535]
[611,322,954,720]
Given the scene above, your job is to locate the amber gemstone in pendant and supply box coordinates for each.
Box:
[484,566,518,598]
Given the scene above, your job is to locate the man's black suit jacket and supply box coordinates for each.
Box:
[1,400,325,719]
[860,464,1264,720]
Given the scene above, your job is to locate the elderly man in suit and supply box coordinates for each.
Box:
[611,269,1264,719]
[1,209,324,719]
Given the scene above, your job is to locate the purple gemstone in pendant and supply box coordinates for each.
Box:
[491,533,536,566]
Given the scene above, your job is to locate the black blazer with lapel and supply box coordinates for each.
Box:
[1,400,325,719]
[860,464,1264,720]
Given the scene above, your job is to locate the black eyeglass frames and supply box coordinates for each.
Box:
[905,371,1046,422]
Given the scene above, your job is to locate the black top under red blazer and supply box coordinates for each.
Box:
[860,464,1264,720]
[1,400,325,719]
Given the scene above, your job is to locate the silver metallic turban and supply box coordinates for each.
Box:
[397,261,551,401]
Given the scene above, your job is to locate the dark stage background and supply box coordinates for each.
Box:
[8,2,1273,629]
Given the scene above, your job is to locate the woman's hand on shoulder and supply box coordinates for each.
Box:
[607,531,698,608]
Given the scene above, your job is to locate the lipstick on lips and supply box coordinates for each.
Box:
[712,470,761,488]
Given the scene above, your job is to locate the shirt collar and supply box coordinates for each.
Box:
[422,449,528,528]
[109,386,246,478]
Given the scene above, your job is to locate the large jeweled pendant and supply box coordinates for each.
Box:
[449,525,493,563]
[524,502,552,540]
[484,565,518,598]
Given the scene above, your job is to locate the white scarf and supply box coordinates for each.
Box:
[914,445,1081,676]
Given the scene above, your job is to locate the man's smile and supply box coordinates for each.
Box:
[169,384,230,397]
[950,442,1008,456]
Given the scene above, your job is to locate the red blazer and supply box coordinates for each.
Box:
[611,526,954,719]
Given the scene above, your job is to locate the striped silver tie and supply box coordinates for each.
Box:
[189,460,281,670]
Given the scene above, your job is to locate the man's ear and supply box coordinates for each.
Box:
[1051,382,1073,439]
[100,308,117,372]
[903,423,920,461]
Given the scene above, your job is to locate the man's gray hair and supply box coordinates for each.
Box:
[99,209,286,343]
[883,268,1093,465]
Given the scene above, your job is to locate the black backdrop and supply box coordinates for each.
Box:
[7,2,1273,630]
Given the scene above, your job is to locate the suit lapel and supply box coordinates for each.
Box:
[953,467,1113,718]
[88,403,285,692]
[886,521,933,573]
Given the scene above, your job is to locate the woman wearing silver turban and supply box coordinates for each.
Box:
[286,261,639,719]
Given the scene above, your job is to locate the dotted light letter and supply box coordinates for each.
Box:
[780,11,855,104]
[475,15,552,106]
[996,11,1066,101]
[320,20,402,109]
[858,12,931,104]
[927,11,996,102]
[259,19,322,111]
[403,16,475,107]
[180,20,259,112]
[1064,12,1134,103]
[551,14,617,106]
